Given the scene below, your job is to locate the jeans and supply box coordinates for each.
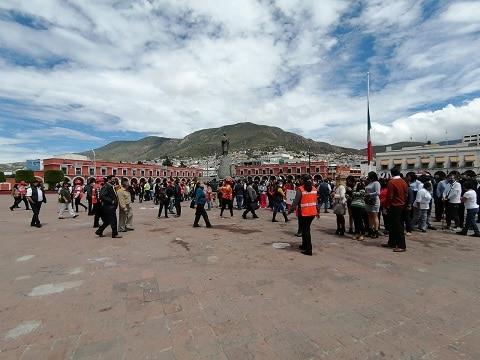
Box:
[418,209,428,230]
[235,195,243,210]
[462,208,479,234]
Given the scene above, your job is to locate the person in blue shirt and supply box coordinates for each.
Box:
[193,181,212,228]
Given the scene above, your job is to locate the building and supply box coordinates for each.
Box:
[41,157,202,184]
[463,133,480,146]
[235,161,328,178]
[376,143,479,176]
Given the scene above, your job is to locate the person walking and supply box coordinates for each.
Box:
[365,171,381,238]
[350,181,366,241]
[219,181,234,217]
[434,173,447,221]
[383,167,408,252]
[457,180,480,237]
[193,181,212,228]
[271,181,288,222]
[95,176,121,238]
[58,182,78,219]
[25,179,46,228]
[17,181,30,210]
[9,184,21,211]
[317,180,331,213]
[242,181,259,219]
[118,178,134,232]
[73,180,88,213]
[290,175,318,256]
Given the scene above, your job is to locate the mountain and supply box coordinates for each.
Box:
[82,122,361,161]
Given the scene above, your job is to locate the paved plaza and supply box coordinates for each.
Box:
[0,195,479,360]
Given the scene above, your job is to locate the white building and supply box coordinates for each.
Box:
[376,143,479,175]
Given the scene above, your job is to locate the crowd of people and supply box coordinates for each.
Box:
[9,167,480,256]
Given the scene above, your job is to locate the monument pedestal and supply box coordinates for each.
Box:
[217,155,233,179]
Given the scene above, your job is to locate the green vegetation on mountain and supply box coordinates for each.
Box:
[83,122,360,161]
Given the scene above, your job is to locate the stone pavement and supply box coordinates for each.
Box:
[0,195,479,360]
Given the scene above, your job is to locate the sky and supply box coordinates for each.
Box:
[0,0,480,163]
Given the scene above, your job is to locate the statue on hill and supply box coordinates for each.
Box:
[221,133,229,156]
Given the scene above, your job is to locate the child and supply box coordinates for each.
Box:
[415,181,432,232]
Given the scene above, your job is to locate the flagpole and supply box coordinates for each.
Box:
[367,72,372,170]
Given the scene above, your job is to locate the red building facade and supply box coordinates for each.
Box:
[235,161,329,178]
[42,158,202,184]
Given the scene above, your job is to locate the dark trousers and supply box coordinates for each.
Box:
[87,197,93,215]
[194,204,211,226]
[242,202,257,218]
[462,208,479,234]
[235,195,243,209]
[446,203,460,228]
[30,202,42,226]
[75,197,87,212]
[336,214,345,231]
[158,201,168,218]
[299,216,315,252]
[221,199,233,217]
[434,198,444,221]
[351,206,365,235]
[388,206,406,249]
[96,205,118,236]
[12,196,30,210]
[458,203,465,228]
[92,203,101,227]
[297,214,303,235]
[175,199,182,216]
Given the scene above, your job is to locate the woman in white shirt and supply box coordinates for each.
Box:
[415,181,432,232]
[457,181,480,237]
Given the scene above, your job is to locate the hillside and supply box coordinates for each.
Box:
[82,122,361,161]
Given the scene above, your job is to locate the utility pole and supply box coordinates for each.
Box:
[91,149,96,176]
[308,147,311,174]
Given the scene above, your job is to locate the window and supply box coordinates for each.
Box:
[287,168,292,174]
[407,164,415,169]
[248,170,251,175]
[297,168,301,173]
[316,168,320,173]
[141,170,145,176]
[270,169,273,174]
[156,171,159,176]
[132,169,136,176]
[149,170,153,176]
[255,170,259,174]
[262,169,266,174]
[75,167,81,175]
[465,161,474,167]
[381,165,388,170]
[112,169,117,176]
[101,168,107,175]
[123,169,128,176]
[240,171,244,175]
[163,171,167,176]
[435,162,444,168]
[421,163,429,169]
[89,168,95,176]
[61,166,68,174]
[450,162,458,168]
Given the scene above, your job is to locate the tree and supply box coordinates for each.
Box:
[44,170,65,188]
[0,171,5,182]
[162,156,173,166]
[15,170,35,183]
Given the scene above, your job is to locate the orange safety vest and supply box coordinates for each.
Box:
[299,185,318,217]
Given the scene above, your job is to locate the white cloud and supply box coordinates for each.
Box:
[0,0,479,163]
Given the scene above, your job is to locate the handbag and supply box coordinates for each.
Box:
[333,202,345,215]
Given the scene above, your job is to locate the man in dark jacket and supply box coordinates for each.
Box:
[193,181,212,228]
[95,176,121,238]
[173,179,182,217]
[242,181,259,219]
[26,179,46,228]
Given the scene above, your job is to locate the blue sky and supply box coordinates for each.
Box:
[0,0,479,162]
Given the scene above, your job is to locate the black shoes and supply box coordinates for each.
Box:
[301,250,312,256]
[193,224,200,228]
[295,233,302,237]
[253,215,259,219]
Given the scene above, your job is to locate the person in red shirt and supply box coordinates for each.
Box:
[383,168,408,252]
[379,178,389,235]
